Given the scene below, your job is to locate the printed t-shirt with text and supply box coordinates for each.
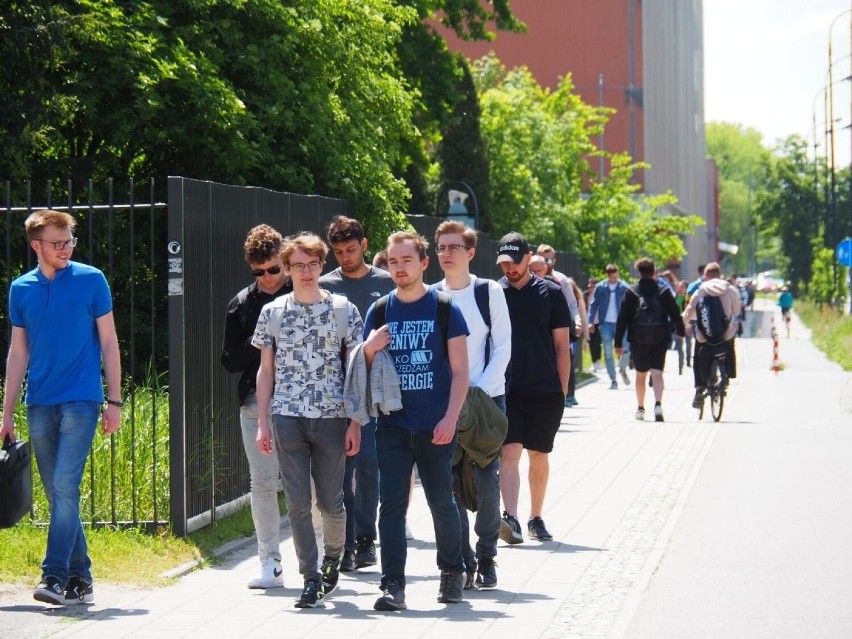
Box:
[362,289,468,431]
[252,294,362,418]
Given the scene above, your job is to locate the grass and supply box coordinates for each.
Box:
[795,300,852,371]
[0,495,286,586]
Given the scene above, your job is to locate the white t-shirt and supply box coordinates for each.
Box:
[604,284,619,323]
[435,275,512,398]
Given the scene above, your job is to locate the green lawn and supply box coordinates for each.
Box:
[796,301,852,371]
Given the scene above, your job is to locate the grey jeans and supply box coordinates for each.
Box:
[272,415,348,581]
[240,395,282,563]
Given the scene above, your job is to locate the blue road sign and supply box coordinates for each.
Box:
[837,237,852,267]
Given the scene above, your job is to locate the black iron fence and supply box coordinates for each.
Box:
[2,176,585,536]
[1,178,169,529]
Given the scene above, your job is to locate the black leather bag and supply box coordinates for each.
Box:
[0,437,33,528]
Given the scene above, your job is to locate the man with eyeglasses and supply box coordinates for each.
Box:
[319,216,393,573]
[432,221,511,590]
[221,224,293,590]
[2,209,122,606]
[254,232,363,609]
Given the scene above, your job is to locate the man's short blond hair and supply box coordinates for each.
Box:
[282,231,328,264]
[24,209,76,240]
[703,262,722,279]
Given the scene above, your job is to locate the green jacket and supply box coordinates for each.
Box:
[453,386,508,468]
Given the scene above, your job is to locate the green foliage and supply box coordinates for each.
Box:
[11,379,170,525]
[795,299,852,371]
[472,55,702,275]
[808,242,848,307]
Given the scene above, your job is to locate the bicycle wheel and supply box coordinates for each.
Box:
[709,360,725,422]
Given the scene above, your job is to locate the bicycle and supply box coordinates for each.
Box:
[698,350,728,422]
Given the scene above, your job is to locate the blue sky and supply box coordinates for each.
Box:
[704,0,851,165]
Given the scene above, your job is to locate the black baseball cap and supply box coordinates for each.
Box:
[496,232,530,264]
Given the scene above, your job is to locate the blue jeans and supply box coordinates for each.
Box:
[600,321,631,382]
[28,401,100,584]
[343,419,379,550]
[458,394,504,567]
[272,415,348,581]
[376,424,464,589]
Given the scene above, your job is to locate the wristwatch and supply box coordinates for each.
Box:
[106,399,124,408]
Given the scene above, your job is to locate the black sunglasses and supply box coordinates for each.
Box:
[251,265,282,277]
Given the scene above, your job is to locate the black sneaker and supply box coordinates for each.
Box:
[33,576,65,605]
[374,580,406,611]
[64,576,94,605]
[354,537,377,568]
[294,578,325,608]
[463,564,476,590]
[437,570,465,603]
[475,557,498,589]
[499,511,524,545]
[692,389,704,409]
[340,549,356,573]
[527,516,553,541]
[320,554,341,595]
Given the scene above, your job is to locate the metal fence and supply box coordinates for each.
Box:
[3,176,585,536]
[1,179,169,529]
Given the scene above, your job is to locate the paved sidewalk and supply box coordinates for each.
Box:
[2,299,849,638]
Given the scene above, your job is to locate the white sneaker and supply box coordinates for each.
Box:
[654,405,664,422]
[634,408,645,421]
[248,557,284,589]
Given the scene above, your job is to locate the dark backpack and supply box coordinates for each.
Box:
[372,291,454,353]
[631,285,669,346]
[696,294,729,344]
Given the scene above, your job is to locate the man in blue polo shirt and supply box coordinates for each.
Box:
[496,232,571,544]
[1,209,122,607]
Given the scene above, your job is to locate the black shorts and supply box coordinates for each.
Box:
[630,343,668,372]
[505,390,564,453]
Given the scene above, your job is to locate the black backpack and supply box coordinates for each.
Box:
[631,285,669,345]
[696,294,729,344]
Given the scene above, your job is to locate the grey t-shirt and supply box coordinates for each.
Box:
[319,265,395,317]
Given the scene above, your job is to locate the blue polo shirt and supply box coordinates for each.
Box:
[500,274,571,393]
[363,288,468,430]
[9,261,113,405]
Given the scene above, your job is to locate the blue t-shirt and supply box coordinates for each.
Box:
[9,261,113,405]
[500,274,571,393]
[363,288,468,430]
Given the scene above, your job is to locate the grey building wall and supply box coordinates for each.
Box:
[642,0,711,278]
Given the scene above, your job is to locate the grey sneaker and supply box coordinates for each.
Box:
[692,389,704,409]
[294,578,324,608]
[621,369,631,385]
[475,557,498,589]
[340,549,356,573]
[437,570,465,603]
[64,576,94,605]
[33,576,65,605]
[354,537,377,568]
[610,380,618,390]
[654,404,664,422]
[527,516,554,541]
[499,511,524,545]
[635,407,645,421]
[374,580,406,611]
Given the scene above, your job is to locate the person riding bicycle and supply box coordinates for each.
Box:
[777,285,793,338]
[681,263,741,409]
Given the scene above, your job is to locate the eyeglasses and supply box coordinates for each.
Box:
[288,261,323,273]
[250,265,282,277]
[544,258,554,265]
[435,244,467,255]
[34,237,78,250]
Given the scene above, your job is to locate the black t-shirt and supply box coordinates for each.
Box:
[500,274,571,393]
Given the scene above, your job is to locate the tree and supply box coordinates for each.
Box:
[472,55,702,276]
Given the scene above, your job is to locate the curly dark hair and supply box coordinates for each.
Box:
[243,224,283,265]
